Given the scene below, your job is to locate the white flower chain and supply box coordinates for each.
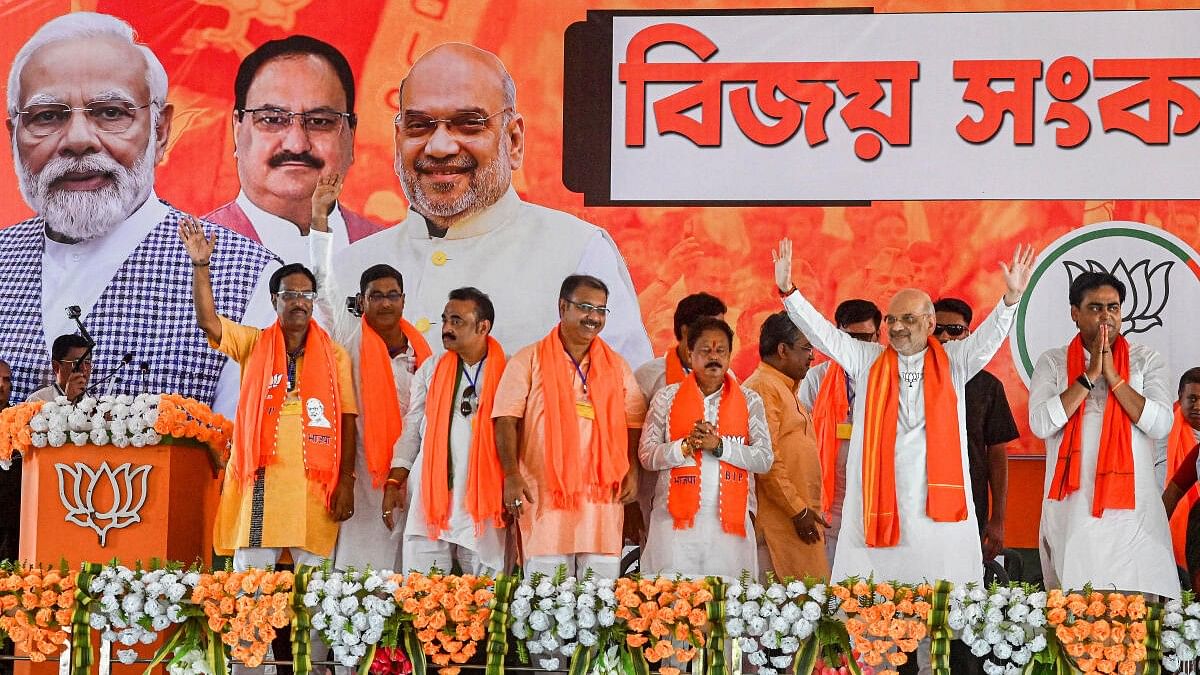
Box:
[947,584,1047,674]
[724,580,821,675]
[87,565,198,665]
[304,568,399,668]
[1161,597,1200,671]
[509,572,616,671]
[30,394,162,449]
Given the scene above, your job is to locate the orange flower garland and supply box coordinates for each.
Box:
[835,580,931,675]
[391,571,493,675]
[1044,589,1147,675]
[0,565,76,662]
[191,569,293,667]
[154,394,233,467]
[613,576,712,675]
[0,401,45,464]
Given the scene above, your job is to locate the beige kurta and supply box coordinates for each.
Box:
[743,362,829,580]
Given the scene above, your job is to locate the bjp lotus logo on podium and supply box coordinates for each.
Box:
[1013,221,1200,386]
[54,461,152,546]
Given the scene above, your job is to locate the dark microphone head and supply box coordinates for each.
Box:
[66,305,82,319]
[121,353,134,364]
[139,362,150,373]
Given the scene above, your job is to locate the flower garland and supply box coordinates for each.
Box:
[724,576,824,675]
[0,400,45,466]
[86,564,198,664]
[1162,591,1200,671]
[191,569,294,668]
[304,566,400,667]
[612,576,711,675]
[0,563,76,662]
[154,394,233,468]
[835,579,931,675]
[391,571,493,675]
[1044,589,1149,675]
[509,567,614,671]
[948,583,1048,674]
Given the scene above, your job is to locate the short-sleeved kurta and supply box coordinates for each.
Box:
[491,340,647,558]
[212,316,358,557]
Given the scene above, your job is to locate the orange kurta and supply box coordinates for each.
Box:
[211,317,358,556]
[743,362,829,579]
[492,341,646,558]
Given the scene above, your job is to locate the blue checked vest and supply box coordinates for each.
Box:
[0,202,278,404]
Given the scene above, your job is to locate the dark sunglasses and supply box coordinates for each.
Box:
[459,385,478,416]
[934,324,968,337]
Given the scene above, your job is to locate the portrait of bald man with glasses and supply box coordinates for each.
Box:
[205,35,384,265]
[0,12,277,414]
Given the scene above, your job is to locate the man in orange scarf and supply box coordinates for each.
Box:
[309,174,430,571]
[745,312,829,580]
[798,299,881,564]
[632,292,727,544]
[181,220,358,571]
[493,275,647,578]
[386,288,506,575]
[640,317,773,580]
[1032,271,1179,598]
[773,238,1033,587]
[1161,369,1200,588]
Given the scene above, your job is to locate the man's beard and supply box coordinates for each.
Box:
[397,136,511,223]
[15,129,157,242]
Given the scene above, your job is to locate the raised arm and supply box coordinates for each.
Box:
[945,245,1034,380]
[179,217,223,345]
[773,238,878,375]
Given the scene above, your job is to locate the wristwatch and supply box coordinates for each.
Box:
[1076,374,1094,390]
[711,438,724,458]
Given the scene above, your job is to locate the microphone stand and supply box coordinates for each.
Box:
[64,305,96,374]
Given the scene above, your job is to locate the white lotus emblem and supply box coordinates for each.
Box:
[55,461,151,546]
[1063,258,1173,335]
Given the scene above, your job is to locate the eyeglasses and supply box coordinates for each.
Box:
[933,323,968,337]
[15,100,152,137]
[238,108,355,134]
[793,343,814,354]
[277,290,318,301]
[366,291,404,303]
[883,313,931,327]
[566,299,611,316]
[843,330,878,342]
[459,385,478,416]
[55,357,93,367]
[394,108,512,138]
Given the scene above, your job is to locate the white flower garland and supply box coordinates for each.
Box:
[87,565,198,665]
[508,569,617,671]
[947,584,1048,675]
[724,579,824,675]
[1161,596,1200,671]
[30,394,162,449]
[303,567,399,668]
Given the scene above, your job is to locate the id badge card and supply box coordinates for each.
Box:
[282,399,303,416]
[836,422,853,440]
[575,400,596,420]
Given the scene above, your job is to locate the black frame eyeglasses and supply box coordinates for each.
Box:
[459,385,478,416]
[934,323,968,337]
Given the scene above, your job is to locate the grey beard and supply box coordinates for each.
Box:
[398,147,511,223]
[15,132,157,242]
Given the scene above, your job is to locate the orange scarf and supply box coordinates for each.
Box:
[812,362,850,517]
[666,372,751,536]
[538,326,630,509]
[861,338,965,547]
[665,346,688,385]
[359,318,432,488]
[1168,404,1199,567]
[1048,335,1133,517]
[234,320,342,501]
[420,336,507,539]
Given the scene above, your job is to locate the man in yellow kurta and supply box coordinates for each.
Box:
[181,219,358,570]
[744,312,829,580]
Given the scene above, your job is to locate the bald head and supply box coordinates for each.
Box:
[401,43,515,112]
[885,288,936,355]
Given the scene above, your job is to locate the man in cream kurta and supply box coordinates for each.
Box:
[773,240,1032,586]
[333,43,652,369]
[1030,272,1178,598]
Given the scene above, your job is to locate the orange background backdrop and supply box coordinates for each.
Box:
[6,0,1200,548]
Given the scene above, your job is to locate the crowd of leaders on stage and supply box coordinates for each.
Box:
[5,13,1200,620]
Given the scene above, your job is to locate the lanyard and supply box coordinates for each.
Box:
[461,357,485,392]
[564,348,590,395]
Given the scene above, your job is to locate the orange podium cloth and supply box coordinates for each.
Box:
[19,443,217,567]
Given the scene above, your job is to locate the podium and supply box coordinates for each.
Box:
[18,443,221,567]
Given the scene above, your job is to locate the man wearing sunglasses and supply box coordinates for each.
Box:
[386,288,507,575]
[1,13,277,415]
[334,43,651,368]
[205,35,383,264]
[933,297,1019,564]
[26,334,93,403]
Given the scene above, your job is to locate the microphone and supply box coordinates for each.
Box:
[139,362,151,392]
[87,353,134,395]
[65,305,97,373]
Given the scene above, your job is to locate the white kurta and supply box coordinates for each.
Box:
[1029,342,1179,598]
[311,231,415,571]
[332,188,653,368]
[798,360,853,563]
[638,383,774,580]
[393,357,506,573]
[783,291,1016,585]
[38,193,276,418]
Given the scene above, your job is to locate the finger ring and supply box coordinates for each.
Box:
[511,499,523,508]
